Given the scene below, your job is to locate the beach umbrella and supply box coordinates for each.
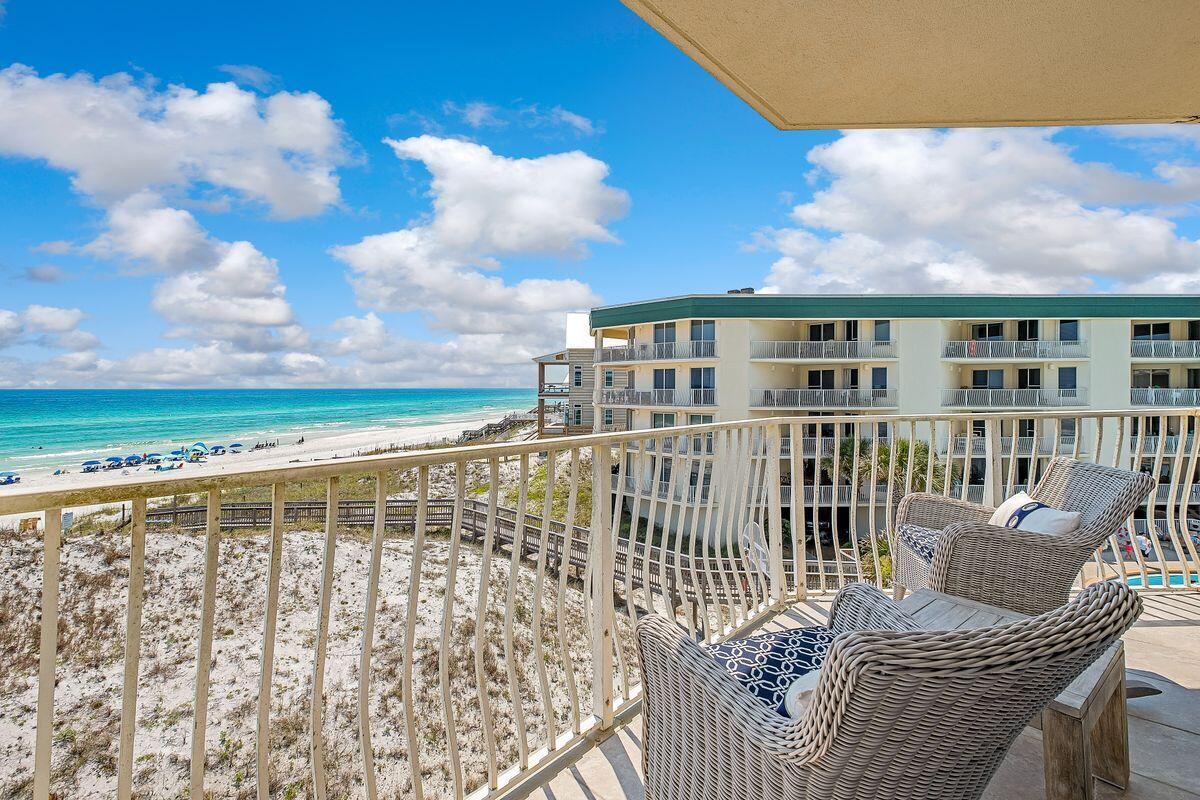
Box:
[105,456,124,463]
[82,460,101,466]
[125,455,143,464]
[146,453,162,459]
[192,442,208,451]
[229,443,244,448]
[170,449,184,456]
[0,471,16,477]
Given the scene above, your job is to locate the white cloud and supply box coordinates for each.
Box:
[333,135,624,332]
[21,264,70,283]
[217,64,280,92]
[758,128,1200,294]
[0,64,347,217]
[86,191,217,269]
[442,100,503,129]
[0,304,99,353]
[32,240,73,255]
[545,106,596,136]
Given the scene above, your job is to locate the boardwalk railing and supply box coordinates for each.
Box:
[4,409,1200,799]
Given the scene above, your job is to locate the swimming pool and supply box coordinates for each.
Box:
[1123,572,1199,588]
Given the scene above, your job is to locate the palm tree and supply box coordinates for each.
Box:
[821,437,958,494]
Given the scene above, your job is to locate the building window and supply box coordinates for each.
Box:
[1017,368,1042,389]
[873,320,891,342]
[651,412,676,428]
[808,369,834,389]
[1189,320,1200,341]
[572,404,582,426]
[844,320,859,341]
[653,322,677,343]
[1060,418,1077,439]
[1189,369,1200,390]
[871,366,887,390]
[972,369,1003,389]
[603,369,613,388]
[1059,366,1077,391]
[1016,320,1039,341]
[1133,369,1170,388]
[603,409,614,426]
[843,367,859,389]
[690,367,715,389]
[969,322,1003,341]
[1060,319,1080,342]
[809,322,835,342]
[690,319,715,341]
[572,365,582,387]
[653,368,676,390]
[1133,322,1170,340]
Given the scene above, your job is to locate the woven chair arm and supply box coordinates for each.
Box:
[635,614,822,765]
[895,492,994,530]
[828,582,921,634]
[929,523,1090,616]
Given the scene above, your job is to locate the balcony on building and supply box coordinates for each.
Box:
[750,318,896,362]
[599,387,717,408]
[942,387,1088,408]
[1130,320,1200,360]
[595,318,717,364]
[751,387,898,409]
[943,318,1087,360]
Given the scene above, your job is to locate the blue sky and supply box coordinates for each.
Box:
[2,1,1199,388]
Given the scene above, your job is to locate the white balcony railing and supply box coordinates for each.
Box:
[942,388,1087,407]
[949,434,1079,456]
[1130,435,1196,455]
[599,388,717,407]
[1132,387,1200,406]
[1131,340,1200,359]
[539,382,570,395]
[751,340,897,360]
[942,340,1088,359]
[596,339,717,363]
[5,408,1200,798]
[751,388,898,408]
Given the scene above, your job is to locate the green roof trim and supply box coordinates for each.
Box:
[590,294,1200,329]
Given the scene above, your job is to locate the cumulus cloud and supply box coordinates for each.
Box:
[0,304,99,352]
[330,135,626,384]
[758,128,1200,294]
[0,64,346,217]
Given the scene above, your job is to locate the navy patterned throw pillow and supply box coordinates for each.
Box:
[897,523,943,563]
[704,627,835,717]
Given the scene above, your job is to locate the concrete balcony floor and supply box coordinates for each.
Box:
[527,592,1200,800]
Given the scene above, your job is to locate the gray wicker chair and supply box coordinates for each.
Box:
[892,458,1155,615]
[636,580,1142,800]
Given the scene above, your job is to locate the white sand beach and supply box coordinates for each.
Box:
[0,410,526,525]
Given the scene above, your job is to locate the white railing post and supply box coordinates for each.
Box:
[983,418,1002,506]
[765,424,786,608]
[32,507,62,800]
[590,441,616,730]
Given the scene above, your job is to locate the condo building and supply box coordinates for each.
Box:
[583,293,1200,534]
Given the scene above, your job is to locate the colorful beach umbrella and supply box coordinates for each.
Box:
[0,471,17,477]
[82,460,101,466]
[105,456,124,463]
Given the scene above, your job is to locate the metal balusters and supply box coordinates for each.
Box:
[309,477,339,800]
[190,490,221,798]
[845,422,864,585]
[400,469,428,800]
[504,455,531,767]
[810,424,826,594]
[867,427,882,589]
[558,450,583,731]
[117,498,147,800]
[828,423,846,590]
[788,422,805,601]
[256,483,285,800]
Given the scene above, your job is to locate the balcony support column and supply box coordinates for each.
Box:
[589,441,616,731]
[984,418,1003,506]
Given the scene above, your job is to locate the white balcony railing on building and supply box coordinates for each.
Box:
[942,388,1087,407]
[751,388,898,408]
[1129,435,1196,456]
[1131,340,1200,359]
[599,387,717,406]
[6,409,1200,798]
[596,339,717,363]
[1132,387,1200,406]
[539,382,570,395]
[942,340,1088,359]
[949,434,1079,456]
[750,340,897,360]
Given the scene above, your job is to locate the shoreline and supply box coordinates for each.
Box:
[0,410,526,523]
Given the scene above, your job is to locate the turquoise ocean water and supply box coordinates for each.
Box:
[0,389,536,473]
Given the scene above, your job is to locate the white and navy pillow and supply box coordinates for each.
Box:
[989,491,1081,535]
[897,523,943,563]
[704,626,834,717]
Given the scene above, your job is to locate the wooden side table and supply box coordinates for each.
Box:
[898,589,1129,800]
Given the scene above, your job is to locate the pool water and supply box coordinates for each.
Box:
[1123,573,1199,588]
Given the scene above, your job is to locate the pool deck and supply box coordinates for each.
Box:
[525,592,1200,800]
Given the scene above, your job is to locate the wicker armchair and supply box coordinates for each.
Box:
[893,458,1155,615]
[636,580,1142,800]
